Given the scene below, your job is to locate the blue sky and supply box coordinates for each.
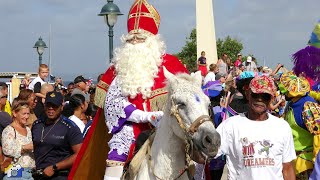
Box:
[0,0,318,81]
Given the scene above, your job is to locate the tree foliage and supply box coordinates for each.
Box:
[176,28,247,72]
[216,36,243,62]
[176,29,197,72]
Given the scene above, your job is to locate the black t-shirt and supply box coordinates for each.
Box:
[34,98,45,119]
[0,112,12,145]
[198,56,206,64]
[31,116,83,170]
[34,82,42,93]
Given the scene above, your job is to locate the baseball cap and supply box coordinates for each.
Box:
[45,91,63,106]
[247,56,252,62]
[237,53,242,56]
[249,75,276,96]
[74,75,88,84]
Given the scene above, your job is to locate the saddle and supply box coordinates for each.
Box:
[122,130,156,180]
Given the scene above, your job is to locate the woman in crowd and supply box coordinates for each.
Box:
[17,89,37,128]
[82,103,98,138]
[2,99,35,179]
[62,94,88,134]
[20,74,31,90]
[197,51,208,76]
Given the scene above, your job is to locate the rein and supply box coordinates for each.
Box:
[152,99,210,180]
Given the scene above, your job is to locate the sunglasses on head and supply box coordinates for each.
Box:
[250,92,271,101]
[0,95,7,99]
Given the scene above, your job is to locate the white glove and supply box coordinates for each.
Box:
[128,110,163,127]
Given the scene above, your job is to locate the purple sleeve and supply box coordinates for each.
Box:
[111,104,136,134]
[310,152,320,180]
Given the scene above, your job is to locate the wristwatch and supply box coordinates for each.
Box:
[53,164,58,172]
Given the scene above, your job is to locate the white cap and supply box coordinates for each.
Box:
[247,56,252,62]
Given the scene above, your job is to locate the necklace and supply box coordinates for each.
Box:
[13,121,27,136]
[40,120,59,143]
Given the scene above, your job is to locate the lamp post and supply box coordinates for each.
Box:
[33,37,48,66]
[98,0,123,63]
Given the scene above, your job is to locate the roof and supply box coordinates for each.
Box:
[0,72,38,79]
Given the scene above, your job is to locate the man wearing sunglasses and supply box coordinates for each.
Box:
[216,75,296,180]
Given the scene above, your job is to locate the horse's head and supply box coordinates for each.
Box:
[164,68,221,163]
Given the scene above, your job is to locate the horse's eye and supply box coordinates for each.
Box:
[177,103,186,109]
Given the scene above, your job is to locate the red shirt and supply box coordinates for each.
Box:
[234,59,242,67]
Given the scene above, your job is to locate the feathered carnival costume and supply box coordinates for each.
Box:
[292,21,320,101]
[279,72,320,179]
[278,21,320,179]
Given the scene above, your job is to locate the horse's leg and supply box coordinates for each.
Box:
[135,158,156,180]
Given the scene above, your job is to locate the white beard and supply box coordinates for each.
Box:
[112,34,166,99]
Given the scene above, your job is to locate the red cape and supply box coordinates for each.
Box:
[68,54,188,179]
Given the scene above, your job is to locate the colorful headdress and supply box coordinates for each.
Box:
[309,21,320,48]
[249,75,276,97]
[292,20,320,82]
[127,0,160,35]
[278,71,310,98]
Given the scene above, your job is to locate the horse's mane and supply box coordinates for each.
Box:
[165,73,196,91]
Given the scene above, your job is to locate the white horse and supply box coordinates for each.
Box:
[127,68,221,180]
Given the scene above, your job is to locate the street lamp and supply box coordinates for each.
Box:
[33,37,48,66]
[98,0,123,63]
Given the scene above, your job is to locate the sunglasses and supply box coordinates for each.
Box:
[250,92,271,101]
[0,95,7,99]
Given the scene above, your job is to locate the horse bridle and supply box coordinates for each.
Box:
[168,98,211,179]
[170,99,211,136]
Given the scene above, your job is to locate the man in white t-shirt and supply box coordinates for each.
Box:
[216,75,296,180]
[243,56,257,72]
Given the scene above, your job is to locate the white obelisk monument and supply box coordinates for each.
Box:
[196,0,218,67]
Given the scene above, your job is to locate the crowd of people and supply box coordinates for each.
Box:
[0,63,99,179]
[1,0,320,179]
[194,21,320,180]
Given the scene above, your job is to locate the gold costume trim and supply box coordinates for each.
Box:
[128,0,160,33]
[97,80,109,91]
[106,160,125,167]
[149,88,168,112]
[150,88,167,97]
[94,81,110,108]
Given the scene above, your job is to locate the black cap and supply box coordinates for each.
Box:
[74,75,87,84]
[45,91,63,106]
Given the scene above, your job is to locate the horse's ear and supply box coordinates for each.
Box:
[163,66,175,80]
[191,71,203,87]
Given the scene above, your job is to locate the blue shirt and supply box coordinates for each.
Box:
[31,116,83,169]
[310,152,320,180]
[198,56,206,65]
